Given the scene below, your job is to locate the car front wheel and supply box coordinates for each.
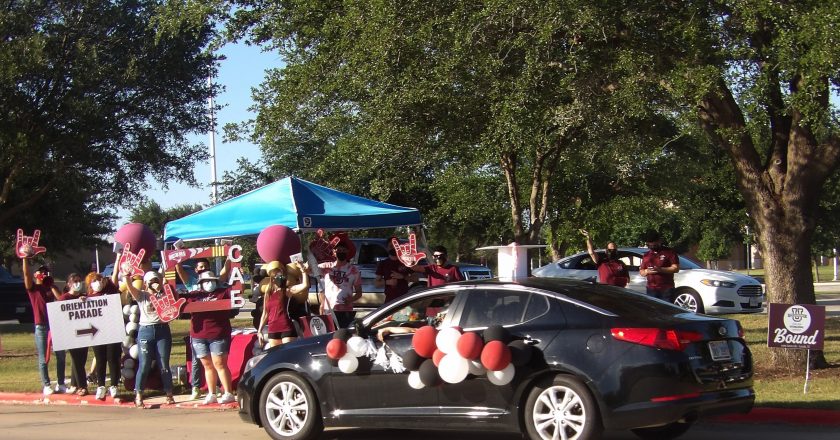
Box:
[673,289,704,314]
[524,375,602,440]
[259,372,323,440]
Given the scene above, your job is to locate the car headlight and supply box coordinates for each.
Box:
[244,352,267,374]
[700,279,736,288]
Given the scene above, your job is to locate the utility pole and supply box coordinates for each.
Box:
[208,77,218,206]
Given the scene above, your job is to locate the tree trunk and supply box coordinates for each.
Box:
[813,256,821,283]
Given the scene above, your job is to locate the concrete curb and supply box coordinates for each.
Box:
[0,392,239,410]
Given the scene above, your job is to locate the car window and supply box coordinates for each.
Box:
[371,293,456,329]
[460,290,544,328]
[356,243,389,265]
[577,256,598,271]
[618,252,641,271]
[0,265,18,282]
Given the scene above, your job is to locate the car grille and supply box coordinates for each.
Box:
[737,285,763,297]
[462,270,492,280]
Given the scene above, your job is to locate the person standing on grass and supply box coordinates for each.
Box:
[87,271,122,400]
[580,229,630,287]
[257,260,310,348]
[318,243,363,329]
[19,257,62,397]
[56,272,90,396]
[181,271,236,405]
[410,246,463,287]
[123,271,175,407]
[640,231,680,303]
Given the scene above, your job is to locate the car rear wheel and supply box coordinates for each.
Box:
[524,375,602,440]
[259,372,323,440]
[673,289,704,314]
[631,421,693,440]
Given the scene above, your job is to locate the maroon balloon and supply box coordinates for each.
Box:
[114,223,156,260]
[412,325,438,359]
[257,225,302,264]
[326,339,347,360]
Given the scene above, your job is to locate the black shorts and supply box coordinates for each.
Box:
[268,330,297,339]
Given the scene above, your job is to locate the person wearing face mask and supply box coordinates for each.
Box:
[181,271,235,405]
[411,245,462,287]
[256,260,310,348]
[375,240,418,302]
[318,243,363,328]
[123,271,175,407]
[580,229,630,287]
[640,231,680,302]
[19,257,62,397]
[87,271,122,400]
[57,273,90,396]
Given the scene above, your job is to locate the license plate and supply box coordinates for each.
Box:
[748,297,760,307]
[709,340,731,361]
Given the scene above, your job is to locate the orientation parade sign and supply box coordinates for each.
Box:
[47,296,125,351]
[767,303,826,350]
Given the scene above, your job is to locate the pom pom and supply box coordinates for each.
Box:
[373,346,389,368]
[389,351,405,374]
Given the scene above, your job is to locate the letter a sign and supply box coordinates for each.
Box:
[767,303,825,350]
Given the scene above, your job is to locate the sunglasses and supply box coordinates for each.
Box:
[433,254,446,258]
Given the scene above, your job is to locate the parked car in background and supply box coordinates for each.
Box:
[0,265,30,322]
[237,277,755,440]
[532,247,765,314]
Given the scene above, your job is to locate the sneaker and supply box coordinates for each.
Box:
[218,392,235,404]
[190,386,201,400]
[202,393,217,405]
[109,386,118,398]
[55,384,67,394]
[95,386,106,400]
[67,386,78,394]
[43,385,54,396]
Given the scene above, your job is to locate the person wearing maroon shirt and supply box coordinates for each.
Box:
[57,273,90,396]
[256,260,310,348]
[87,271,122,400]
[20,258,62,396]
[411,246,463,287]
[640,231,680,302]
[182,271,235,405]
[580,229,629,287]
[375,245,417,302]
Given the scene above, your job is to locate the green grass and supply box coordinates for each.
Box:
[2,316,838,409]
[0,318,252,397]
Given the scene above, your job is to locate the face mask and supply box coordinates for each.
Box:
[335,252,348,261]
[606,249,617,259]
[150,282,160,291]
[201,281,217,292]
[72,282,83,293]
[649,244,662,251]
[90,281,103,292]
[34,272,46,282]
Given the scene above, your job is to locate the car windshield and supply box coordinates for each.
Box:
[677,256,702,269]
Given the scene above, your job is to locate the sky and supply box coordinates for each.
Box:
[116,42,280,225]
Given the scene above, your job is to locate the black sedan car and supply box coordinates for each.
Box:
[237,278,754,440]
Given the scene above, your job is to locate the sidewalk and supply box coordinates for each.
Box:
[0,391,239,410]
[1,392,839,427]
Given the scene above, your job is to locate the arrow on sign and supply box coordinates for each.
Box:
[76,325,99,337]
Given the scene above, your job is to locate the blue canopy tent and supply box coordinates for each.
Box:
[163,177,422,242]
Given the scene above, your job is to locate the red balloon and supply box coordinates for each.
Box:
[115,223,156,260]
[257,225,302,264]
[326,339,347,360]
[456,332,485,360]
[412,326,438,358]
[480,340,512,371]
[432,349,445,367]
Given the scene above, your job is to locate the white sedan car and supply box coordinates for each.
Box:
[532,247,764,314]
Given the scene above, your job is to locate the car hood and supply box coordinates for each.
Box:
[678,268,760,284]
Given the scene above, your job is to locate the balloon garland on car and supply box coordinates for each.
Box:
[325,324,535,389]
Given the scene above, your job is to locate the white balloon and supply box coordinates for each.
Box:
[123,358,135,370]
[338,353,359,374]
[435,327,462,354]
[121,367,135,379]
[438,354,470,384]
[408,371,425,389]
[486,363,515,386]
[468,359,486,376]
[122,305,131,316]
[129,313,139,323]
[122,336,134,349]
[130,305,140,315]
[129,344,139,359]
[346,336,367,358]
[126,322,139,333]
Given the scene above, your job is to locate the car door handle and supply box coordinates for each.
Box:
[523,337,541,346]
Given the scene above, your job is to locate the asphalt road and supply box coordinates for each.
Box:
[1,405,838,440]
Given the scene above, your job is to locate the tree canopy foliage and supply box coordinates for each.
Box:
[0,0,218,257]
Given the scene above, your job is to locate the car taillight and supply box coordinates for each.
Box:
[611,328,704,351]
[736,321,745,338]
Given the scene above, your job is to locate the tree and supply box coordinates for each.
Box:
[129,200,203,239]
[610,1,839,370]
[0,0,219,256]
